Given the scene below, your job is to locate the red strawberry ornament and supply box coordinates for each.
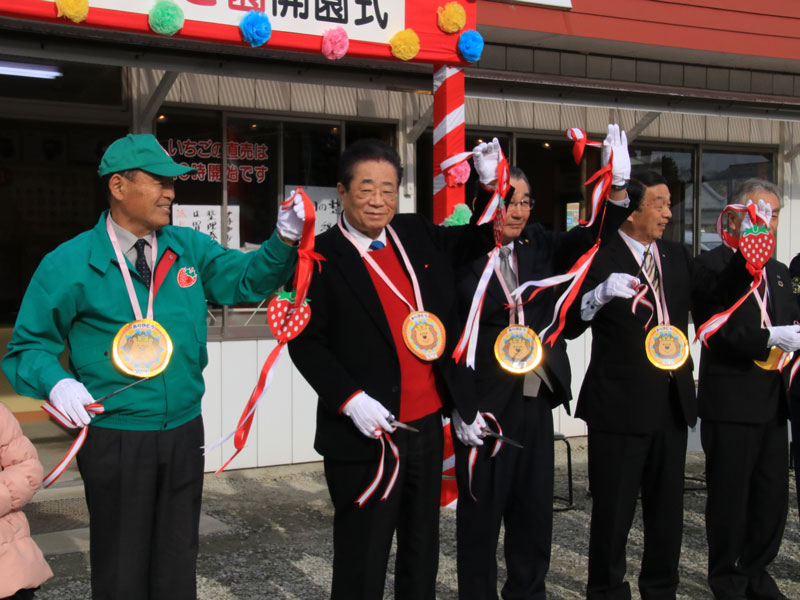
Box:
[739,224,774,277]
[268,291,311,342]
[177,266,197,288]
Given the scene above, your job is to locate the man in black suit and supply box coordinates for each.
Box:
[452,125,632,600]
[288,138,497,600]
[790,252,800,517]
[566,171,696,600]
[692,179,800,600]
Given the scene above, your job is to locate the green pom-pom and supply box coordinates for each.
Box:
[441,203,473,226]
[149,0,185,36]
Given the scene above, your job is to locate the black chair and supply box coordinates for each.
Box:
[553,432,574,511]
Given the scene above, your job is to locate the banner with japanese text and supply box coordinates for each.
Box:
[1,0,476,64]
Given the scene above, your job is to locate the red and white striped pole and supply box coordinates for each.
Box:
[432,63,465,224]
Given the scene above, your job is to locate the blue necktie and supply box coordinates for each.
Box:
[369,240,385,251]
[134,239,152,288]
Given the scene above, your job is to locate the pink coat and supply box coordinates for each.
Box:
[0,403,53,596]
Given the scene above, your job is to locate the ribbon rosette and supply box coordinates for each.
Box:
[206,187,323,472]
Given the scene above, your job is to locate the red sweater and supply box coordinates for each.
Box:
[365,240,443,422]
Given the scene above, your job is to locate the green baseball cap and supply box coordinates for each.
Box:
[98,134,197,177]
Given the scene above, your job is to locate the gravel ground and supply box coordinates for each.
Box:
[32,438,800,599]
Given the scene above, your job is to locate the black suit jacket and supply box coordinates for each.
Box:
[288,213,491,461]
[693,245,800,424]
[455,203,631,430]
[566,234,697,434]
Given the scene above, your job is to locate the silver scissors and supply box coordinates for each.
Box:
[480,427,523,448]
[389,418,419,433]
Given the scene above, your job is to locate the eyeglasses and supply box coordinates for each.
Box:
[354,188,399,201]
[507,200,534,211]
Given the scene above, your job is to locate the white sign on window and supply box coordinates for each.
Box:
[285,185,341,235]
[172,204,241,248]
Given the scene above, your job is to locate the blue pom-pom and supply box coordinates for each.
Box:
[240,11,272,47]
[458,29,484,63]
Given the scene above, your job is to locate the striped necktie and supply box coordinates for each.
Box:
[643,247,659,296]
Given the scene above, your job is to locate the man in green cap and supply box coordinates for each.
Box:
[2,133,305,599]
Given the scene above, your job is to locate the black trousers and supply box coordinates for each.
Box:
[76,416,205,600]
[323,411,443,600]
[792,394,800,516]
[702,418,788,600]
[586,419,687,600]
[454,396,553,600]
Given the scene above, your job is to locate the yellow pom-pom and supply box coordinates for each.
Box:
[390,29,420,61]
[437,2,466,34]
[56,0,89,23]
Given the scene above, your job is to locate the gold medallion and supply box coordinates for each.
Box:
[112,319,173,378]
[754,346,794,371]
[493,325,543,374]
[645,324,689,370]
[402,311,446,361]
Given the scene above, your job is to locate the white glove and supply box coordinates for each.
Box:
[275,189,306,243]
[602,124,630,187]
[342,392,393,438]
[452,409,485,447]
[472,138,502,187]
[741,199,772,231]
[767,325,800,352]
[594,272,640,304]
[49,378,95,427]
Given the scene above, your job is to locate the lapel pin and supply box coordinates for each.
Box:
[778,280,784,287]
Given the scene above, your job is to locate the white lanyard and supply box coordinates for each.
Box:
[337,216,425,313]
[106,214,157,321]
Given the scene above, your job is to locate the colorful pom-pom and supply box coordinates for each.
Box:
[322,27,349,60]
[390,29,420,62]
[239,11,272,47]
[458,29,484,63]
[437,2,466,34]
[445,161,471,187]
[56,0,89,23]
[441,204,473,226]
[149,0,184,37]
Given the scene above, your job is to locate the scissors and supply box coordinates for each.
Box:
[480,427,523,448]
[389,418,419,433]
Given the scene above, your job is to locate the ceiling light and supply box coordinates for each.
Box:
[542,142,551,149]
[0,61,62,79]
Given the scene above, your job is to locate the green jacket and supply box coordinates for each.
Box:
[2,212,297,431]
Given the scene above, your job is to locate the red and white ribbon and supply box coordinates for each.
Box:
[433,64,466,224]
[466,412,503,502]
[566,128,611,228]
[355,432,400,507]
[40,402,105,488]
[208,187,321,471]
[440,416,458,509]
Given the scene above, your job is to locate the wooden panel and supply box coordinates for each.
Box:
[291,365,323,463]
[219,340,260,470]
[533,102,560,131]
[219,76,255,109]
[706,115,729,142]
[179,73,218,105]
[465,97,480,126]
[682,114,705,140]
[506,100,534,130]
[357,89,389,119]
[388,91,409,120]
[256,340,293,467]
[658,112,683,139]
[478,98,507,128]
[255,80,291,111]
[586,106,611,136]
[201,341,223,473]
[290,82,325,114]
[728,117,750,143]
[325,86,358,117]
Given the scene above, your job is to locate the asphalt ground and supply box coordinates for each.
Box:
[25,437,800,599]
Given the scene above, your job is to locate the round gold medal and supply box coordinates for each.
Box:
[754,346,794,371]
[112,319,174,378]
[645,324,689,370]
[493,325,543,374]
[402,311,446,361]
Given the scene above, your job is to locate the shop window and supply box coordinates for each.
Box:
[0,120,125,325]
[157,109,224,334]
[699,150,774,252]
[629,147,694,252]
